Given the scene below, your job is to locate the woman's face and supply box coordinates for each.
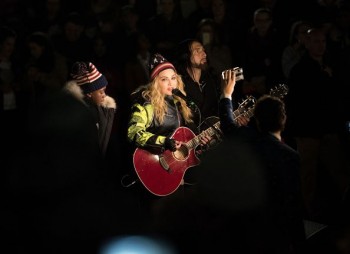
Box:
[87,87,106,105]
[157,68,177,96]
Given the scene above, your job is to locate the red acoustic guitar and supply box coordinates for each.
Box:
[133,84,289,196]
[133,120,221,196]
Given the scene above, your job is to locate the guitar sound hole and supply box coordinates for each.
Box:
[173,145,189,160]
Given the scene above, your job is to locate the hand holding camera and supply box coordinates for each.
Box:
[221,67,244,99]
[221,67,244,82]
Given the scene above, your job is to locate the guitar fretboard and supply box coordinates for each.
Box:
[233,107,254,120]
[186,121,221,149]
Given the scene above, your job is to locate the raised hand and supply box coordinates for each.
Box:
[221,68,237,98]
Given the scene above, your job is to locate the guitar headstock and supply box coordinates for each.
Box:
[238,95,256,109]
[269,84,289,98]
[233,95,256,120]
[235,95,255,113]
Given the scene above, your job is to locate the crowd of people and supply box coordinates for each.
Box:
[2,0,350,253]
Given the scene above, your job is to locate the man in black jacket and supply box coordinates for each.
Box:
[206,70,306,253]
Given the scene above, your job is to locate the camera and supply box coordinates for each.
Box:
[221,67,244,81]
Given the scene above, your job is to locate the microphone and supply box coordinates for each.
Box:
[172,88,193,105]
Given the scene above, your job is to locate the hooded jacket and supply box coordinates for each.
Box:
[64,81,117,156]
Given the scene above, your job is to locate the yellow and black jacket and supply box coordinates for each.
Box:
[127,95,184,150]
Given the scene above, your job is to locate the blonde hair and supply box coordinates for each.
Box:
[142,74,193,124]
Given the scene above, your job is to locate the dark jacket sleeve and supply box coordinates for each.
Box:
[219,98,238,135]
[98,106,115,156]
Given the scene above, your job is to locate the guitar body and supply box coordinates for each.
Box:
[133,126,200,196]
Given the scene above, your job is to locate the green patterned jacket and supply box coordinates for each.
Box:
[127,96,182,149]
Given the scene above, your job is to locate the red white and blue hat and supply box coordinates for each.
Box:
[149,53,176,81]
[71,62,108,94]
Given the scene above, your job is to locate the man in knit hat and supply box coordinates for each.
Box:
[64,61,117,157]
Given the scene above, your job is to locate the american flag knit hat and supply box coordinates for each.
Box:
[71,62,108,94]
[149,53,176,81]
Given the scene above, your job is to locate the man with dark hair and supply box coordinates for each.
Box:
[212,72,306,253]
[174,39,220,127]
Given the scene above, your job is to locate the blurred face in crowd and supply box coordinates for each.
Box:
[0,36,16,59]
[64,22,83,42]
[305,28,326,60]
[197,0,211,8]
[190,41,208,70]
[137,33,151,52]
[28,42,44,59]
[46,0,61,16]
[160,0,175,16]
[295,23,312,45]
[212,0,226,19]
[93,37,107,57]
[198,23,214,46]
[253,10,272,35]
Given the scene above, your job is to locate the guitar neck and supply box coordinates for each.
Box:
[187,121,221,149]
[233,107,254,120]
[232,84,288,121]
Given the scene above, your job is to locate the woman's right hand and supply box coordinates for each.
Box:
[164,138,182,151]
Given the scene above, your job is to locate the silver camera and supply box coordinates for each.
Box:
[221,67,244,81]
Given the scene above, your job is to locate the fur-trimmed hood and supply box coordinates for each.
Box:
[64,80,117,110]
[102,95,117,109]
